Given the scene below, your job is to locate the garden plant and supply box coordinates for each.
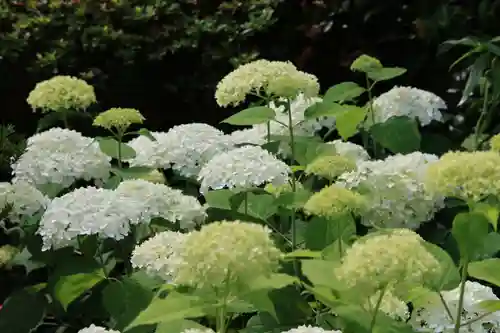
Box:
[1,53,500,333]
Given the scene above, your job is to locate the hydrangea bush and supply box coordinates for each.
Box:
[1,54,500,333]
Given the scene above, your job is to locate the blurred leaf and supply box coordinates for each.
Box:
[304,102,344,119]
[471,203,499,230]
[370,116,421,153]
[155,321,208,333]
[335,105,368,140]
[203,189,234,210]
[239,192,277,220]
[421,242,460,291]
[323,82,366,103]
[452,212,490,261]
[458,53,489,106]
[301,259,338,288]
[221,107,276,125]
[366,67,407,82]
[10,247,45,274]
[111,166,154,180]
[136,128,157,141]
[305,215,356,251]
[97,137,136,160]
[0,290,47,333]
[468,258,500,286]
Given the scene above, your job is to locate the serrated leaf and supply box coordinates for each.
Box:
[370,116,421,153]
[221,107,276,125]
[323,82,366,103]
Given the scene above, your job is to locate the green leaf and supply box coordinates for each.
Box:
[103,278,155,331]
[305,215,356,251]
[304,102,344,119]
[370,116,421,153]
[155,320,209,333]
[283,250,322,259]
[111,166,154,180]
[103,175,122,189]
[97,137,137,160]
[477,232,500,260]
[203,189,235,210]
[350,54,383,73]
[0,290,47,333]
[36,112,64,132]
[274,189,313,210]
[366,67,407,82]
[421,242,460,291]
[452,212,490,260]
[335,105,368,140]
[471,203,499,231]
[459,53,489,106]
[125,293,208,330]
[323,82,366,103]
[247,273,298,291]
[322,240,348,262]
[137,128,157,141]
[477,299,500,313]
[10,248,45,274]
[239,193,277,220]
[301,259,338,288]
[221,106,276,125]
[52,257,106,310]
[468,258,500,286]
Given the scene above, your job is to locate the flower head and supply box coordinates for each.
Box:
[410,281,500,333]
[365,289,409,321]
[0,181,49,223]
[174,220,283,292]
[334,229,442,293]
[327,140,370,163]
[27,75,96,112]
[198,146,290,194]
[138,169,165,184]
[131,231,187,283]
[215,60,319,107]
[93,108,145,131]
[115,180,206,229]
[281,326,342,333]
[11,128,111,190]
[425,151,500,202]
[303,184,366,217]
[305,155,356,180]
[370,86,446,126]
[77,325,120,333]
[338,152,443,229]
[127,124,233,178]
[264,181,303,197]
[490,134,500,152]
[0,245,19,267]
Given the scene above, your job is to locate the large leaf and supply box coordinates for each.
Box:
[238,193,277,220]
[323,82,366,103]
[0,290,47,333]
[247,273,298,291]
[451,212,490,261]
[305,215,356,251]
[221,106,276,125]
[421,242,460,291]
[111,166,155,180]
[471,202,499,231]
[97,137,137,160]
[52,257,106,310]
[366,67,407,82]
[155,320,209,333]
[335,105,368,140]
[203,189,235,210]
[370,116,421,153]
[125,292,208,331]
[103,278,155,330]
[301,259,338,289]
[304,102,344,119]
[468,258,500,286]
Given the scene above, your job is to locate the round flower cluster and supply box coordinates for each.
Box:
[370,86,446,126]
[27,75,96,112]
[77,325,120,333]
[93,108,145,131]
[0,245,19,268]
[334,229,442,294]
[127,124,233,178]
[38,182,205,250]
[373,87,447,126]
[365,289,409,321]
[137,169,165,184]
[215,59,320,107]
[410,281,500,333]
[490,134,500,152]
[11,128,111,190]
[0,181,49,223]
[197,145,290,194]
[305,155,356,180]
[338,152,443,229]
[327,139,370,163]
[281,326,342,333]
[426,151,500,202]
[132,221,283,293]
[131,230,186,283]
[304,184,366,218]
[264,181,303,197]
[115,179,206,229]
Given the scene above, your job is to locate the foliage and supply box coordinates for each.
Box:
[2,52,500,333]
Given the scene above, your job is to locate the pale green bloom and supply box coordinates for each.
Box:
[215,59,320,107]
[365,288,409,321]
[305,155,356,180]
[0,245,18,267]
[174,220,283,293]
[138,169,165,184]
[425,151,500,202]
[303,184,366,217]
[490,134,500,152]
[27,75,96,112]
[264,181,303,197]
[335,229,442,294]
[93,108,145,131]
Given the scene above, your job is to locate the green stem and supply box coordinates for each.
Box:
[369,286,387,332]
[365,76,378,158]
[244,191,248,215]
[453,259,469,333]
[438,292,455,322]
[267,121,271,143]
[474,79,490,150]
[116,130,124,168]
[62,112,70,129]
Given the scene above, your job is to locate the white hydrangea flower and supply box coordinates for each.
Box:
[37,187,145,250]
[11,128,111,190]
[198,146,290,194]
[338,152,443,229]
[327,139,370,163]
[370,86,446,126]
[115,180,206,229]
[131,231,187,283]
[127,124,233,178]
[410,281,500,333]
[0,182,49,223]
[228,127,268,147]
[281,325,342,333]
[77,324,120,333]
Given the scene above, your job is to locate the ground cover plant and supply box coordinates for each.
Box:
[1,54,500,333]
